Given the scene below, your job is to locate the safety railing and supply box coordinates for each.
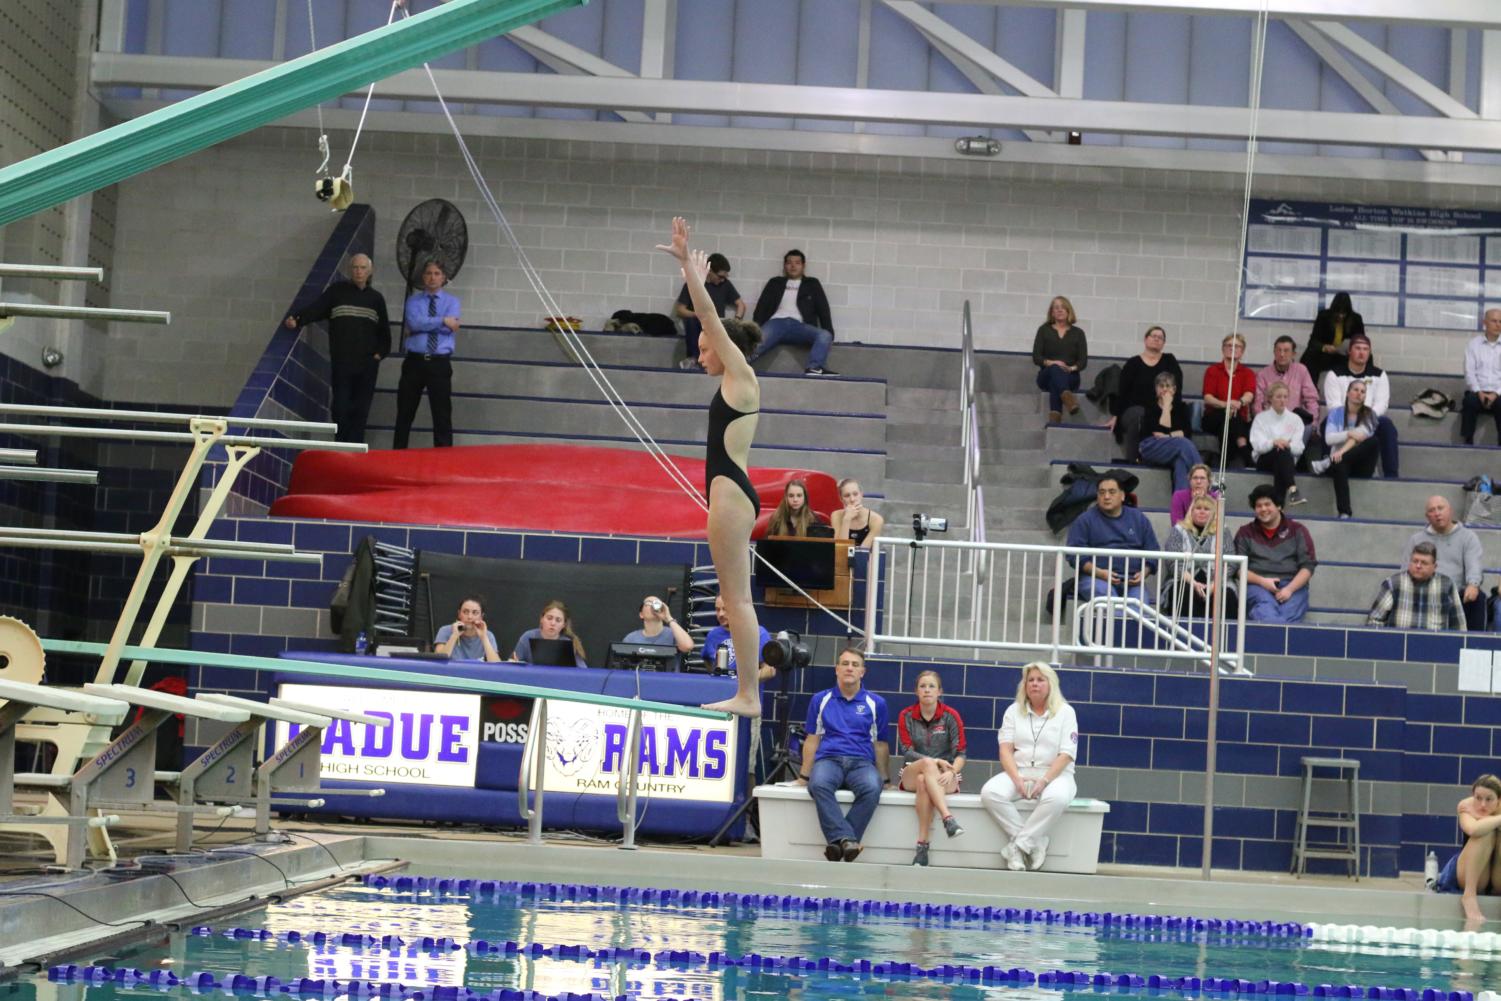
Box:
[864,538,1249,673]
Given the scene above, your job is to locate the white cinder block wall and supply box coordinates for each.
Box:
[104,126,1501,407]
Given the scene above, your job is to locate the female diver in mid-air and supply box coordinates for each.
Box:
[658,217,765,717]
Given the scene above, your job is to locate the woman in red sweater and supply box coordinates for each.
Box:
[1202,333,1256,467]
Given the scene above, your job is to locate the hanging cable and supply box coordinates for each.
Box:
[306,0,330,175]
[399,8,861,633]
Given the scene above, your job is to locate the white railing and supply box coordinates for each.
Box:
[958,301,983,544]
[864,538,1249,673]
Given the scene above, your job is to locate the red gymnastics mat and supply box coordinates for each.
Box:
[269,443,839,539]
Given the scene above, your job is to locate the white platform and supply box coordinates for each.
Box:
[753,784,1110,874]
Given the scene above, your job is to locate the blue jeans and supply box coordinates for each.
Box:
[1245,581,1309,623]
[807,755,882,844]
[1375,415,1399,478]
[682,315,704,360]
[1075,572,1151,604]
[756,317,833,370]
[1137,435,1202,492]
[1036,366,1081,413]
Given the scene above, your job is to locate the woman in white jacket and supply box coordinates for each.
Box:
[1250,382,1307,508]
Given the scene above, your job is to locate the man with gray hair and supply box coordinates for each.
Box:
[1461,308,1501,445]
[284,253,391,443]
[1368,541,1466,631]
[1405,495,1486,630]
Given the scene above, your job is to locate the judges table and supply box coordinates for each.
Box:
[268,652,749,840]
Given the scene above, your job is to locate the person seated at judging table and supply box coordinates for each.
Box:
[980,662,1079,872]
[1163,495,1236,619]
[767,478,829,536]
[702,595,775,680]
[621,594,695,668]
[1250,381,1308,508]
[797,647,890,863]
[512,599,587,667]
[433,594,501,662]
[897,670,968,867]
[1430,774,1501,925]
[831,477,884,548]
[1169,463,1219,526]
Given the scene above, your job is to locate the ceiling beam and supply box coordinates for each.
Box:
[1284,20,1448,162]
[0,0,583,229]
[1308,20,1478,119]
[506,25,655,124]
[948,0,1501,29]
[91,54,1501,152]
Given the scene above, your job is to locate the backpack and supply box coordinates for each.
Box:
[607,310,677,338]
[1086,364,1122,414]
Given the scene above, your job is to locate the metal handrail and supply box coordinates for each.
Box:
[517,698,548,845]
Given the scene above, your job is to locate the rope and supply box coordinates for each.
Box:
[306,0,330,174]
[398,7,862,635]
[339,0,404,185]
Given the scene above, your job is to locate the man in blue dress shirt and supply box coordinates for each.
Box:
[394,260,462,448]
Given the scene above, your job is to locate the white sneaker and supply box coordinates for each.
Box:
[1310,457,1331,475]
[1003,842,1026,871]
[1024,839,1048,871]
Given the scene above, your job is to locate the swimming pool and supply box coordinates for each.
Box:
[20,874,1501,1001]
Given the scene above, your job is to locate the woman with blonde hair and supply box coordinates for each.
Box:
[980,662,1079,872]
[768,479,818,536]
[1031,295,1088,424]
[511,599,587,667]
[831,477,884,548]
[1163,494,1236,618]
[896,670,968,866]
[1431,774,1501,924]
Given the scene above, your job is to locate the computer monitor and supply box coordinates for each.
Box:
[528,638,579,667]
[755,537,836,590]
[606,643,680,672]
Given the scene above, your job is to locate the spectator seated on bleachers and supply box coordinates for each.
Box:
[1066,474,1159,603]
[767,478,832,537]
[1405,496,1486,631]
[1163,495,1236,618]
[674,251,745,371]
[1367,541,1466,632]
[1233,484,1316,624]
[1309,379,1381,520]
[1169,463,1219,526]
[1321,333,1399,479]
[750,249,836,377]
[1106,325,1182,463]
[1136,371,1202,492]
[433,594,501,662]
[1250,382,1308,509]
[1032,295,1088,424]
[1254,334,1321,429]
[1461,309,1501,445]
[512,599,588,667]
[831,477,884,548]
[1302,290,1365,388]
[896,670,968,867]
[797,647,890,863]
[1202,334,1256,467]
[621,595,695,668]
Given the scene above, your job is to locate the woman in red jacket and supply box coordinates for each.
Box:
[1203,333,1256,467]
[897,670,968,866]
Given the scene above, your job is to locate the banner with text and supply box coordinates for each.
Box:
[534,701,737,803]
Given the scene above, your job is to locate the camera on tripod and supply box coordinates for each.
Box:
[762,630,811,670]
[912,512,949,542]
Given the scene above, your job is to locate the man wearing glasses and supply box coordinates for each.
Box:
[674,251,745,371]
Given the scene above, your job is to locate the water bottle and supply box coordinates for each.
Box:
[355,630,369,656]
[1424,850,1439,888]
[715,646,730,674]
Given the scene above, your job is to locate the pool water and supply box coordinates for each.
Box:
[12,879,1500,1001]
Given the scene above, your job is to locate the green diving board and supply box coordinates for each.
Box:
[0,0,584,228]
[39,639,728,722]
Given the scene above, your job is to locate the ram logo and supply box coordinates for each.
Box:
[546,716,598,777]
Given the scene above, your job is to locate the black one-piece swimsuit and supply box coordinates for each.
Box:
[705,387,760,513]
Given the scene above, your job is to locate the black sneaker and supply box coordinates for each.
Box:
[942,815,965,839]
[842,840,863,862]
[805,366,837,376]
[912,842,930,866]
[824,841,844,862]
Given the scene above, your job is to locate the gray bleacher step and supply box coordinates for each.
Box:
[754,343,969,390]
[978,455,1049,484]
[886,423,962,447]
[885,404,964,427]
[887,442,963,462]
[362,432,886,488]
[367,395,886,451]
[878,479,968,507]
[885,457,964,483]
[887,386,961,410]
[373,357,886,414]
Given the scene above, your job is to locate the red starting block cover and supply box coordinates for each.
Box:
[269,443,839,539]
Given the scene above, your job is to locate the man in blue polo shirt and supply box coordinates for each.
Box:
[797,647,889,862]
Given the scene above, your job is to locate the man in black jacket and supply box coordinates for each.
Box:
[751,249,836,376]
[284,253,391,443]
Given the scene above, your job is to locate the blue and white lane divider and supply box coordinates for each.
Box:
[45,963,1479,1001]
[1306,924,1501,956]
[359,875,1310,939]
